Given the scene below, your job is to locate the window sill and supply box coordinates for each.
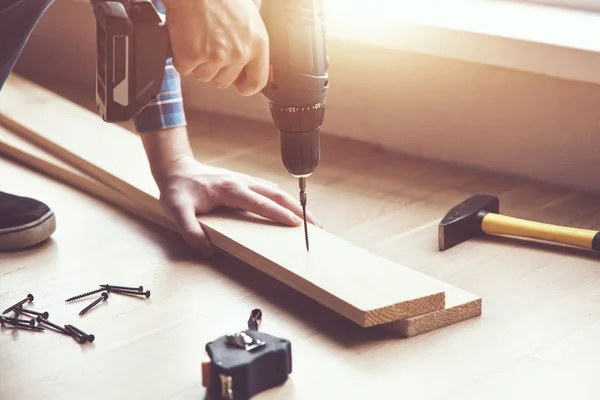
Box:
[324,0,600,85]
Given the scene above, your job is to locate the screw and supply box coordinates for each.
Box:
[63,325,88,344]
[13,305,22,318]
[1,315,38,329]
[110,288,151,298]
[65,324,94,343]
[101,284,143,293]
[79,292,108,316]
[3,316,35,327]
[2,323,44,332]
[65,288,105,302]
[36,316,71,335]
[19,309,49,320]
[247,308,262,331]
[0,317,35,326]
[2,293,34,314]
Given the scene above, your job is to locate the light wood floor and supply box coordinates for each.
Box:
[2,77,600,400]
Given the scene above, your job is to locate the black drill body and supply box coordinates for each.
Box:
[94,0,328,179]
[94,0,328,250]
[260,0,329,179]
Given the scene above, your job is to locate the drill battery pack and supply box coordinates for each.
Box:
[94,0,171,122]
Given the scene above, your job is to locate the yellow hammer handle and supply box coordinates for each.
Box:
[481,213,600,251]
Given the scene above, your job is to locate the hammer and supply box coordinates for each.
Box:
[438,194,600,251]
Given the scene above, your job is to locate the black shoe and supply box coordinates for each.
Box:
[0,191,56,251]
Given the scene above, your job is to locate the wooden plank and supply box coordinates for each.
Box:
[0,125,176,232]
[0,126,482,337]
[384,287,482,337]
[0,73,463,328]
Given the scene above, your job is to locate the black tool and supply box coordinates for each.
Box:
[201,309,292,400]
[260,0,329,251]
[93,0,329,251]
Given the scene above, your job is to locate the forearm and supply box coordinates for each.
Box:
[140,127,194,188]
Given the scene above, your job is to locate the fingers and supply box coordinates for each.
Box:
[228,171,279,188]
[250,182,322,227]
[192,60,226,82]
[211,62,247,89]
[239,174,279,188]
[221,186,303,227]
[253,177,278,188]
[165,9,207,76]
[234,44,269,96]
[161,196,215,257]
[164,0,269,92]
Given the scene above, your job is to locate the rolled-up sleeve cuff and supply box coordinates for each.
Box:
[133,59,187,133]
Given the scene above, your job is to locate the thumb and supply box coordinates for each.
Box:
[161,197,215,257]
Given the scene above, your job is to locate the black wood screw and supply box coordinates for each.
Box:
[110,288,151,298]
[65,324,95,342]
[3,323,44,332]
[13,305,22,318]
[248,308,263,331]
[79,292,108,316]
[65,324,94,343]
[63,325,87,344]
[20,309,49,320]
[3,316,35,327]
[2,293,34,314]
[65,288,105,302]
[101,284,143,293]
[36,316,71,335]
[1,316,42,331]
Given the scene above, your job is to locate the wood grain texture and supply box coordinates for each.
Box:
[0,124,483,336]
[384,287,482,338]
[0,73,473,327]
[0,123,482,337]
[0,126,176,232]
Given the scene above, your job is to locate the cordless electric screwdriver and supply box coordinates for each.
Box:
[93,0,329,250]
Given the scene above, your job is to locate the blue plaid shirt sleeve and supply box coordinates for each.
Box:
[132,58,187,133]
[90,0,187,133]
[133,0,187,133]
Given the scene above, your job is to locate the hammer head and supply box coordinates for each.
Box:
[438,194,499,251]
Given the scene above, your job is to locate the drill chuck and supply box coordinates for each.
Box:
[271,107,324,178]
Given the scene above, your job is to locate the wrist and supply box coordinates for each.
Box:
[140,126,194,187]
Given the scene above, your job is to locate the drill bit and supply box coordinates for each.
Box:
[299,177,309,251]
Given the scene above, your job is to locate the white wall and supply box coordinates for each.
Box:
[13,0,600,194]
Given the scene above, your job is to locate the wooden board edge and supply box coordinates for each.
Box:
[363,291,446,327]
[0,115,162,214]
[382,296,482,338]
[0,130,177,232]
